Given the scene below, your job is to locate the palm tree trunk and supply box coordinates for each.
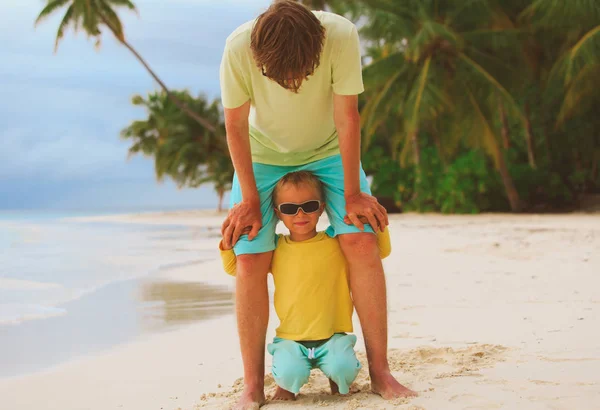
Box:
[217,189,224,213]
[410,129,421,167]
[409,129,422,203]
[524,103,536,169]
[498,96,511,149]
[99,15,216,133]
[431,129,446,167]
[493,139,521,212]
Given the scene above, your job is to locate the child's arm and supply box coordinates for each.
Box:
[343,215,392,259]
[218,234,279,276]
[219,240,237,276]
[376,226,392,259]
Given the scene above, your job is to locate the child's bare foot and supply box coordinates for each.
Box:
[329,379,340,395]
[271,387,296,401]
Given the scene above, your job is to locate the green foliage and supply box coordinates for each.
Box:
[435,151,504,214]
[121,91,233,210]
[35,0,137,50]
[366,147,505,214]
[358,0,600,213]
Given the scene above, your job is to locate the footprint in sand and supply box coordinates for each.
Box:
[449,394,503,409]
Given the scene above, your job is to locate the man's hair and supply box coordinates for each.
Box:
[251,0,325,93]
[273,171,325,204]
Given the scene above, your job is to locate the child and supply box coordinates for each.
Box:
[220,171,391,400]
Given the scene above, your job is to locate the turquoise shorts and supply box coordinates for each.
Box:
[267,333,361,394]
[230,154,374,255]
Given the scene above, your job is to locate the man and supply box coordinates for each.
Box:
[219,2,416,408]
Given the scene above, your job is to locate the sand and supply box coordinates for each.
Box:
[1,212,599,410]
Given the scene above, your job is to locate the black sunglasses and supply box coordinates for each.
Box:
[277,200,321,216]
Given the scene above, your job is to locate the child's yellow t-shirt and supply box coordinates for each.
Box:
[219,228,391,341]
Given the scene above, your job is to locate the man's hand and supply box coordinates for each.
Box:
[344,192,388,232]
[221,201,262,249]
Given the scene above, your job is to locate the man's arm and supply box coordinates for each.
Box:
[334,94,388,232]
[221,102,263,249]
[331,24,387,231]
[224,101,257,203]
[334,94,361,198]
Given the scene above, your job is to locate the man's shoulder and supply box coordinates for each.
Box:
[315,11,356,40]
[224,19,254,54]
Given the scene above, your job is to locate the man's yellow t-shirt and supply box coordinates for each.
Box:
[220,229,391,341]
[219,11,364,166]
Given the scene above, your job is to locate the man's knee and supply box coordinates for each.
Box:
[236,252,272,280]
[338,232,378,258]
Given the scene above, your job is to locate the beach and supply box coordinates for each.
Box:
[1,211,599,409]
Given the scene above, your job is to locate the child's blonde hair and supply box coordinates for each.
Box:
[273,171,325,204]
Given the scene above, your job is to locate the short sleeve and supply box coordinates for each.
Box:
[332,25,364,95]
[219,44,251,109]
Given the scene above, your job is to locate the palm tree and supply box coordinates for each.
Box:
[34,0,216,132]
[519,0,600,129]
[121,90,233,211]
[357,0,525,211]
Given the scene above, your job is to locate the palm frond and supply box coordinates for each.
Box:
[556,63,600,127]
[361,70,403,149]
[358,0,416,22]
[362,51,405,89]
[520,0,600,31]
[53,4,75,52]
[35,0,71,26]
[566,25,600,83]
[98,1,126,40]
[409,56,432,130]
[458,52,524,122]
[464,86,501,168]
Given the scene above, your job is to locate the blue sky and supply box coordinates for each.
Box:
[0,0,271,210]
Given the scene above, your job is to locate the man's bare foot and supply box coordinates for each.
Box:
[371,370,417,399]
[271,387,296,401]
[329,379,340,395]
[232,388,266,410]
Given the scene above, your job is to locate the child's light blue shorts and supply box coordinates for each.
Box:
[229,154,374,255]
[267,333,361,394]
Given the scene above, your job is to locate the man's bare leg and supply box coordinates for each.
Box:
[233,252,273,410]
[338,233,417,399]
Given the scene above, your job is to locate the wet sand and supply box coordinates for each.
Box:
[1,275,233,379]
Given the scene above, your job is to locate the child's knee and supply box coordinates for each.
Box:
[320,335,361,393]
[269,340,311,394]
[272,364,311,394]
[327,356,360,381]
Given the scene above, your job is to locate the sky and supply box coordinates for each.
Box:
[0,0,272,211]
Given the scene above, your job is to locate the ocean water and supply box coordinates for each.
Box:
[0,209,237,378]
[0,209,214,326]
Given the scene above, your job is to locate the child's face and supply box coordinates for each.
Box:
[274,183,325,238]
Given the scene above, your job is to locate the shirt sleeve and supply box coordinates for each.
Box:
[219,44,251,109]
[331,25,365,95]
[377,227,392,259]
[219,240,237,276]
